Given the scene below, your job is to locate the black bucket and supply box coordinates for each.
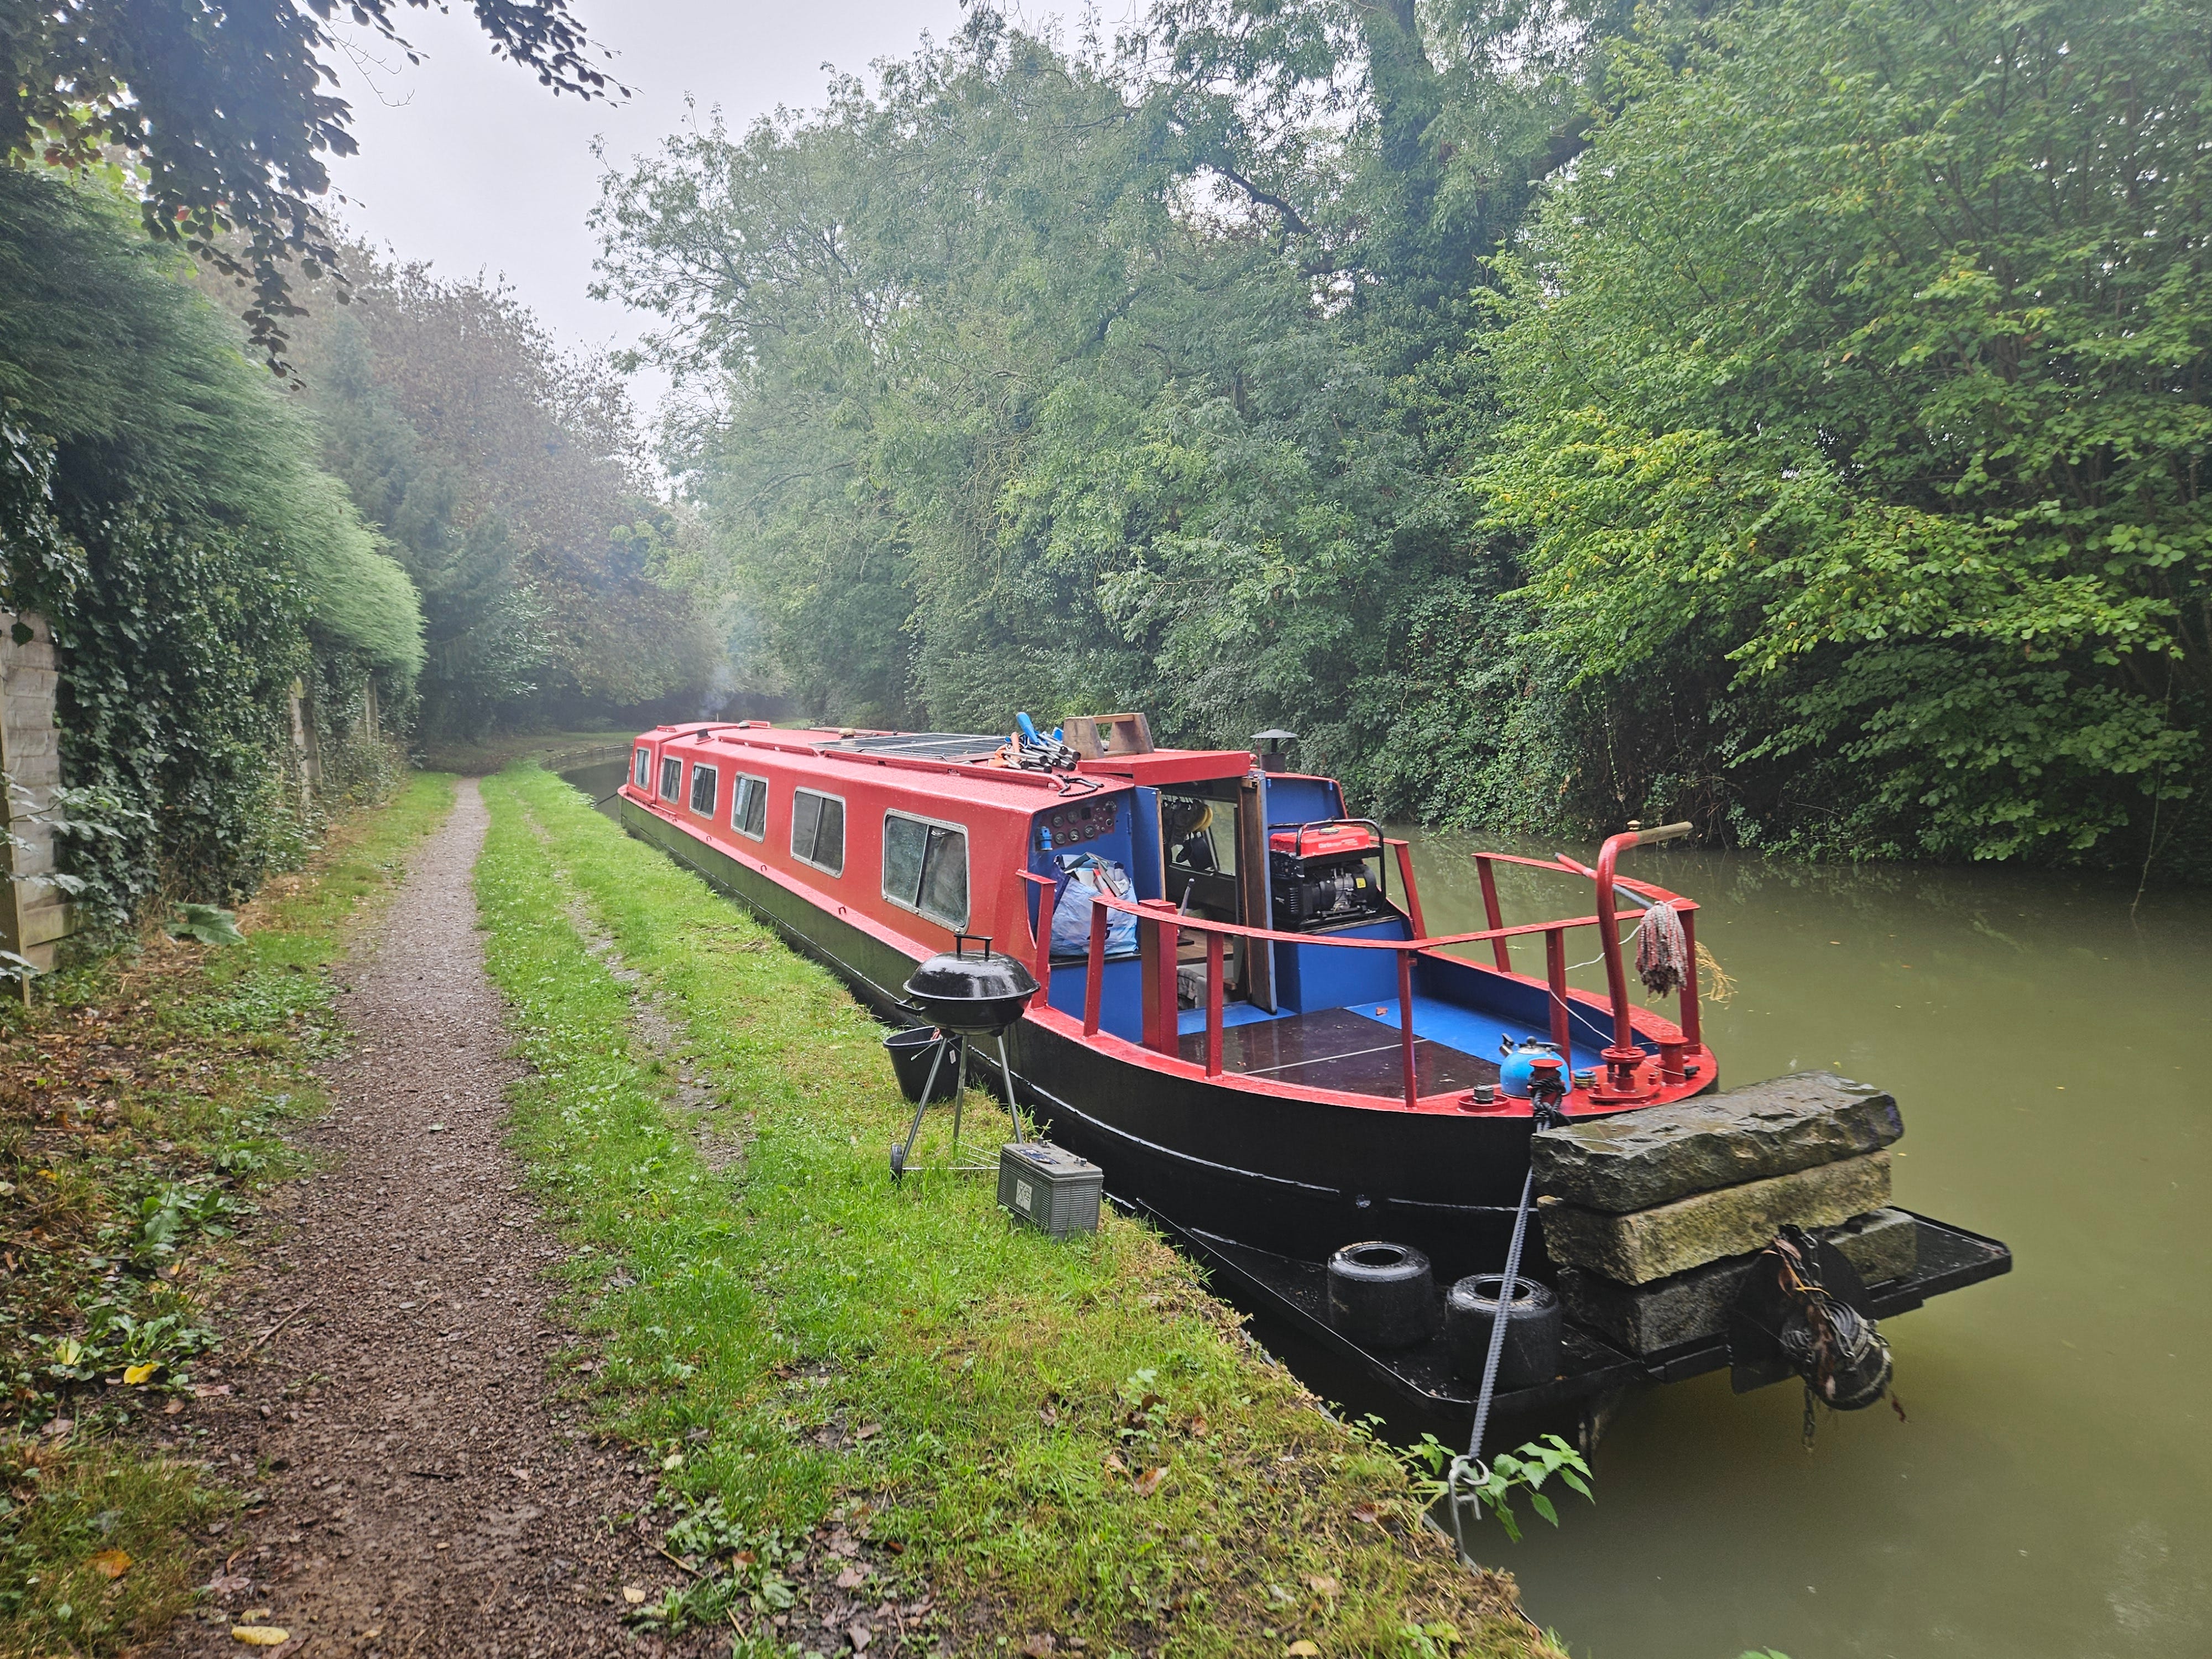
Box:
[1444,1274,1563,1388]
[884,1026,959,1103]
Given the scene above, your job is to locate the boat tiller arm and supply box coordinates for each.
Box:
[1592,821,1694,1099]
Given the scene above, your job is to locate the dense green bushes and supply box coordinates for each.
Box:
[1481,0,2211,864]
[0,168,422,924]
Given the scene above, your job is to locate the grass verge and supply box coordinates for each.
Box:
[0,771,455,1659]
[477,763,1555,1659]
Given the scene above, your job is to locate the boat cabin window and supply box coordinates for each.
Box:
[632,746,651,790]
[731,774,769,841]
[1162,794,1237,881]
[659,755,682,802]
[790,788,846,875]
[882,811,968,930]
[688,763,718,816]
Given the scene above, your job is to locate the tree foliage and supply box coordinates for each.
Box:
[1481,0,2212,862]
[597,0,2211,875]
[279,250,717,737]
[594,6,1589,764]
[0,0,618,367]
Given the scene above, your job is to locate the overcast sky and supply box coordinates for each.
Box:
[324,1,975,418]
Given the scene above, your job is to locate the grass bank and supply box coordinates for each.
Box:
[476,764,1554,1658]
[0,773,454,1658]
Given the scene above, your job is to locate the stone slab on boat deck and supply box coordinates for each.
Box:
[1531,1071,1904,1213]
[1539,1150,1893,1285]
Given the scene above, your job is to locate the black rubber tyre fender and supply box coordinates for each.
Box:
[1444,1273,1565,1389]
[1326,1241,1438,1350]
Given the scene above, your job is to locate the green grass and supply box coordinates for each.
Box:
[477,764,1554,1659]
[0,771,456,1659]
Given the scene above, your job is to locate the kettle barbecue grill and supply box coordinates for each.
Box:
[890,936,1038,1179]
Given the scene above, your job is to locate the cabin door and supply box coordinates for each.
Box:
[1237,776,1275,1012]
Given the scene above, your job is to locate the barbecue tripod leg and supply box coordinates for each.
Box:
[890,1034,956,1180]
[996,1034,1026,1142]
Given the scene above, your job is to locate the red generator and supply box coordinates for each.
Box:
[1268,819,1390,930]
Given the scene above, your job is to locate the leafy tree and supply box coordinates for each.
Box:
[598,0,2209,875]
[596,8,1587,765]
[283,250,716,736]
[1481,0,2211,864]
[0,0,619,367]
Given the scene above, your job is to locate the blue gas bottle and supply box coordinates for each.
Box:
[1498,1037,1564,1099]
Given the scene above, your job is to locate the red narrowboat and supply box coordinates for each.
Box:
[611,717,2010,1427]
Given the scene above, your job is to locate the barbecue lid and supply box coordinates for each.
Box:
[903,935,1040,1008]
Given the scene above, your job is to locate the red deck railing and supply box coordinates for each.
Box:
[1020,825,1700,1112]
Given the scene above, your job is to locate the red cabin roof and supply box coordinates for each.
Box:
[621,722,1255,963]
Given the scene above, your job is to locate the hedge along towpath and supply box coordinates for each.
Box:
[476,762,1557,1659]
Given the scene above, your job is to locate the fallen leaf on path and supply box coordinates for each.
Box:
[1132,1465,1168,1498]
[828,1535,862,1558]
[1102,1452,1127,1478]
[426,1124,446,1133]
[1187,1413,1208,1438]
[207,1573,252,1599]
[1020,1635,1057,1656]
[90,1548,131,1579]
[854,1422,880,1441]
[164,1399,185,1415]
[1039,1399,1060,1427]
[1305,1574,1339,1596]
[622,1586,648,1605]
[835,1565,868,1590]
[1350,1504,1379,1525]
[242,1608,271,1621]
[848,1624,873,1652]
[123,1362,158,1384]
[1286,1643,1321,1656]
[231,1627,290,1647]
[194,1384,233,1399]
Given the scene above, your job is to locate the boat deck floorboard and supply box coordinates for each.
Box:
[1173,1004,1502,1096]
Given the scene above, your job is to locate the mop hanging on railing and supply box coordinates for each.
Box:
[1635,897,1689,997]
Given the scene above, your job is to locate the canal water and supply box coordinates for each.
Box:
[1403,831,2212,1659]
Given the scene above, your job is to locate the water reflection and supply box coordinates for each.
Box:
[1404,829,2212,1659]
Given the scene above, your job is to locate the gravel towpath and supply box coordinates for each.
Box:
[161,780,694,1658]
